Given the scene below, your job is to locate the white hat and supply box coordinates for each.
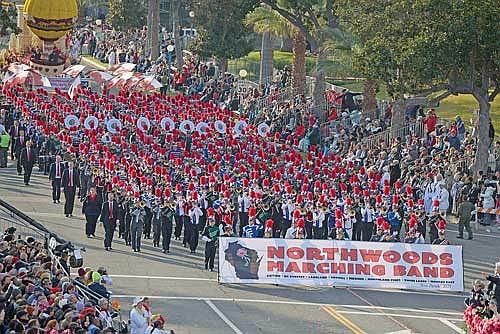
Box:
[496,262,500,267]
[132,296,145,306]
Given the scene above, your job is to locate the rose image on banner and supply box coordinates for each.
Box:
[223,241,262,280]
[218,238,464,291]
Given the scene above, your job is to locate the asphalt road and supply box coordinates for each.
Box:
[1,160,499,334]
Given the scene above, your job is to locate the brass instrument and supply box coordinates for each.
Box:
[415,211,423,217]
[93,167,99,174]
[229,204,236,211]
[124,153,130,159]
[235,187,242,194]
[139,200,146,208]
[292,189,297,196]
[321,206,329,213]
[348,209,356,216]
[169,202,176,210]
[439,212,446,217]
[262,203,270,212]
[299,208,306,215]
[381,208,388,214]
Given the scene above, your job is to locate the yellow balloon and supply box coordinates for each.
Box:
[24,0,78,41]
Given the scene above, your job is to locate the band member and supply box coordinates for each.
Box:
[130,198,146,252]
[335,221,348,240]
[202,213,219,271]
[312,205,325,239]
[82,187,101,237]
[431,220,449,245]
[9,119,22,160]
[281,196,294,238]
[285,219,298,239]
[101,192,119,251]
[264,219,273,238]
[14,128,28,174]
[160,201,174,253]
[122,195,133,246]
[188,197,204,254]
[48,155,64,203]
[428,200,441,242]
[242,214,263,238]
[370,219,385,242]
[360,202,375,241]
[130,197,146,252]
[151,197,162,248]
[20,140,36,185]
[61,161,80,217]
[174,193,184,240]
[404,219,425,244]
[238,191,250,236]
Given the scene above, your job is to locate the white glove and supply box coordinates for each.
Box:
[202,236,211,242]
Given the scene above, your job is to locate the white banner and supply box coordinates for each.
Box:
[218,238,464,292]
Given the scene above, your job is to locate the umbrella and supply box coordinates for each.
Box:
[108,62,136,75]
[62,64,86,78]
[87,70,113,85]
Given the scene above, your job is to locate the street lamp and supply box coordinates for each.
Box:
[189,11,195,18]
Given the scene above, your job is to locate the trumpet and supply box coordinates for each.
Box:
[349,209,356,216]
[292,189,298,196]
[93,167,100,174]
[262,203,270,211]
[381,208,388,214]
[139,200,147,208]
[321,206,329,213]
[229,204,236,211]
[299,208,306,215]
[235,187,242,194]
[439,212,446,217]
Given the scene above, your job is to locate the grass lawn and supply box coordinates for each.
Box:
[434,94,499,133]
[82,55,107,69]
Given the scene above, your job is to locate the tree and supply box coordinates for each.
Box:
[292,28,306,94]
[245,5,293,84]
[190,0,257,73]
[261,0,347,119]
[340,0,500,173]
[0,4,20,36]
[76,0,107,23]
[107,0,146,30]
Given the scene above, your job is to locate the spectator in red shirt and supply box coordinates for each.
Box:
[423,109,438,134]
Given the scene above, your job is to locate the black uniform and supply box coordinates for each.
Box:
[202,224,219,271]
[160,206,174,253]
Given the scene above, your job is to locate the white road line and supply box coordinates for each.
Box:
[438,319,463,333]
[338,310,461,322]
[112,295,462,316]
[204,299,244,334]
[345,287,468,298]
[112,274,215,282]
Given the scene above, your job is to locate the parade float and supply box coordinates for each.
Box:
[11,0,77,75]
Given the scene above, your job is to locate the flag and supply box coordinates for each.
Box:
[68,76,81,99]
[62,65,86,78]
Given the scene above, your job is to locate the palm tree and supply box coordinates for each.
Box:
[292,28,306,95]
[245,5,293,85]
